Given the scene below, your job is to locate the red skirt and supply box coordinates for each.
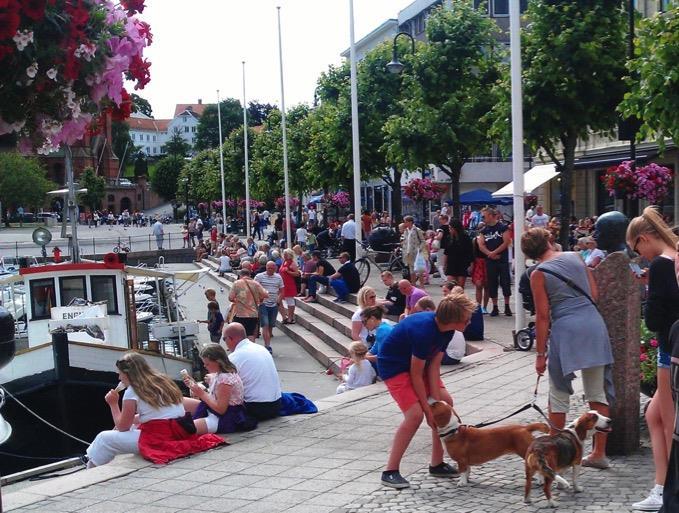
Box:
[138,418,226,465]
[471,258,487,286]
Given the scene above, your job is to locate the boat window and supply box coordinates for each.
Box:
[90,275,118,314]
[30,278,56,320]
[59,276,87,306]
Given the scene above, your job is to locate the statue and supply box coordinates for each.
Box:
[593,211,629,254]
[591,211,641,455]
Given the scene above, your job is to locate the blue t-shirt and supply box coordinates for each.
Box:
[368,321,394,357]
[377,312,454,380]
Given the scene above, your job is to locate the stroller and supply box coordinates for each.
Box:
[514,264,537,351]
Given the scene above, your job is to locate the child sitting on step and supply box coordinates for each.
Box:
[336,341,376,394]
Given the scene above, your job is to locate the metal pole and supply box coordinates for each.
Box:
[627,0,637,217]
[216,90,228,234]
[242,61,252,238]
[349,0,362,253]
[65,146,80,262]
[510,0,526,332]
[277,6,292,246]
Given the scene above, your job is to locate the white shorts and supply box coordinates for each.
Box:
[284,297,295,307]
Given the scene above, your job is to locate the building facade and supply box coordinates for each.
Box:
[128,114,170,157]
[167,102,207,150]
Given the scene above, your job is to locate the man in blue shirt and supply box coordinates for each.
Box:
[378,294,476,489]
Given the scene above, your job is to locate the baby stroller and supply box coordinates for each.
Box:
[514,265,537,351]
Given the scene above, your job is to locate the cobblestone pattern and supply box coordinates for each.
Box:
[8,352,654,513]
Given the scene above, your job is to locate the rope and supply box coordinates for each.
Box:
[0,385,91,447]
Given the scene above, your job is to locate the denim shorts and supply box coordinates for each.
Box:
[258,305,278,328]
[658,348,671,369]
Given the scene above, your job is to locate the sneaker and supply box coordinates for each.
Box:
[632,486,663,511]
[481,307,488,315]
[333,298,346,304]
[381,470,410,489]
[428,462,459,478]
[266,346,273,355]
[504,305,513,316]
[490,306,500,317]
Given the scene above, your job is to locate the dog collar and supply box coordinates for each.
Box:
[438,426,459,440]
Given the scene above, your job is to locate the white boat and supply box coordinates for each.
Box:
[0,260,210,394]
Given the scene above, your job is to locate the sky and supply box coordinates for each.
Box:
[137,0,414,120]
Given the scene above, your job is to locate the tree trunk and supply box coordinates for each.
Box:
[559,136,577,249]
[389,168,403,224]
[445,163,463,220]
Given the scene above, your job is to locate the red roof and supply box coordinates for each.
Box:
[128,116,171,132]
[174,103,209,117]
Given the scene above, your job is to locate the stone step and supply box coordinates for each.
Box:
[313,292,357,318]
[275,321,345,374]
[292,308,353,356]
[294,299,354,339]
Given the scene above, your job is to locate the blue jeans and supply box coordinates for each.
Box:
[330,278,349,301]
[308,275,329,297]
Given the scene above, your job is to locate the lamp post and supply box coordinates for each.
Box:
[349,0,362,252]
[386,32,416,75]
[277,6,292,247]
[216,90,228,232]
[242,61,252,239]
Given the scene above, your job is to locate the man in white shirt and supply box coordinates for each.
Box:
[295,224,308,248]
[224,322,282,420]
[152,219,164,250]
[254,262,285,352]
[529,205,550,229]
[340,214,357,262]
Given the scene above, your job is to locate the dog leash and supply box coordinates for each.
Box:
[472,375,556,429]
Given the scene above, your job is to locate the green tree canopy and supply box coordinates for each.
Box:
[165,128,191,157]
[490,0,627,246]
[194,98,242,151]
[0,152,55,215]
[152,155,185,201]
[384,1,502,218]
[131,93,153,117]
[620,6,679,147]
[79,167,106,211]
[111,120,135,170]
[247,101,276,126]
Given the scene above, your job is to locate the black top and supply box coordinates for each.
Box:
[645,255,679,354]
[437,225,451,252]
[316,258,336,276]
[385,284,406,316]
[444,235,474,275]
[337,262,361,293]
[480,223,509,262]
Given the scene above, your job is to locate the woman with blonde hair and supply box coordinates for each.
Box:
[351,286,381,342]
[86,353,223,467]
[279,248,300,324]
[183,344,255,434]
[626,207,679,511]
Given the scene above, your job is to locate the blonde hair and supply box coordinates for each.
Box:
[349,340,368,363]
[283,248,295,260]
[357,286,376,308]
[626,206,678,250]
[116,353,183,408]
[436,293,477,324]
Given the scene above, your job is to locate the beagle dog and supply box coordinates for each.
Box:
[430,400,549,487]
[523,410,612,507]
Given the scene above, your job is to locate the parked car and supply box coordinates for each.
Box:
[118,178,133,186]
[8,212,35,223]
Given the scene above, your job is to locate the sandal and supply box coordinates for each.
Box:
[289,319,296,324]
[282,319,290,325]
[581,456,610,469]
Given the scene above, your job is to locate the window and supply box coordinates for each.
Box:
[160,146,166,153]
[152,135,156,142]
[520,0,528,12]
[30,278,56,320]
[191,126,196,133]
[184,126,189,133]
[91,275,118,314]
[183,116,187,123]
[192,137,196,144]
[493,0,509,16]
[660,0,670,11]
[473,0,489,14]
[131,133,135,141]
[146,146,150,153]
[59,276,86,306]
[146,134,150,141]
[414,14,426,34]
[153,147,157,154]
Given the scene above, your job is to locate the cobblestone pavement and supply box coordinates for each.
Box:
[5,351,654,512]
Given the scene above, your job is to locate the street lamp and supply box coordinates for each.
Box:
[386,32,416,74]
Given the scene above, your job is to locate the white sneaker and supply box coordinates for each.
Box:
[632,485,663,511]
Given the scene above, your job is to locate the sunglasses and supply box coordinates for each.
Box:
[632,237,642,254]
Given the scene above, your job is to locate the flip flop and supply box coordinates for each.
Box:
[581,456,610,469]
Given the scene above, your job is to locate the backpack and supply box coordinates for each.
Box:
[519,264,538,315]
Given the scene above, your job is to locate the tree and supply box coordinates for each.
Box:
[133,151,148,177]
[152,155,185,200]
[247,101,276,126]
[0,152,55,224]
[194,98,243,150]
[79,167,106,211]
[490,0,627,247]
[111,121,135,170]
[384,2,502,219]
[165,128,190,157]
[620,6,679,147]
[131,93,153,117]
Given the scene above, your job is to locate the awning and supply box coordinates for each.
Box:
[492,164,560,197]
[459,189,513,206]
[0,273,23,286]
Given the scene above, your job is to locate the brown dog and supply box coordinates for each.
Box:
[430,400,549,486]
[523,410,612,507]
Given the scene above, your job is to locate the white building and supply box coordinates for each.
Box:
[167,101,207,150]
[340,19,398,61]
[128,113,170,157]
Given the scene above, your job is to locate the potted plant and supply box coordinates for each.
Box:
[640,321,658,397]
[635,163,673,204]
[601,161,638,200]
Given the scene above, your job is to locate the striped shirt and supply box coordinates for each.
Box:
[254,272,284,307]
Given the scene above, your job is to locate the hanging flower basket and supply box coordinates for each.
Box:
[601,161,673,203]
[238,198,264,208]
[323,191,350,209]
[197,202,207,212]
[0,0,151,154]
[211,200,223,210]
[403,178,446,203]
[275,196,300,209]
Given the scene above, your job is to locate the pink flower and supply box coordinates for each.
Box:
[649,339,658,348]
[640,353,648,362]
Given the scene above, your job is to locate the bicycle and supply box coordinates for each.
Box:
[355,240,407,287]
[113,242,130,253]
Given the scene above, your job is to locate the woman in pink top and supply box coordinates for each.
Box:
[279,249,300,324]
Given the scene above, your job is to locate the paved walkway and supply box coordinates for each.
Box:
[4,350,654,513]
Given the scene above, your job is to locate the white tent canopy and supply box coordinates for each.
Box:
[492,164,560,197]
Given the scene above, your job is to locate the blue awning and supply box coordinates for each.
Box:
[459,189,513,206]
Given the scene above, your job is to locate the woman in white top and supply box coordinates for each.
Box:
[86,353,185,467]
[351,286,381,343]
[217,250,231,277]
